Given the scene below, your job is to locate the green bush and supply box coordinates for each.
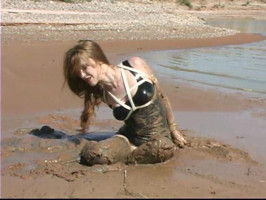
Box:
[177,0,192,8]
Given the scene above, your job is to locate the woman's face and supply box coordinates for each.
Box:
[79,58,100,86]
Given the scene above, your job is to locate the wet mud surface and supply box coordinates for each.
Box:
[2,113,266,198]
[0,114,258,181]
[2,35,266,197]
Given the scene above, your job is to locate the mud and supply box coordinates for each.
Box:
[1,117,257,184]
[2,23,266,197]
[79,134,177,166]
[126,135,176,164]
[80,135,132,166]
[2,109,266,198]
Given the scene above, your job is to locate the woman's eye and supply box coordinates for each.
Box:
[81,65,87,70]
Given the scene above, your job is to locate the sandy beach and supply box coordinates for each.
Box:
[1,0,266,198]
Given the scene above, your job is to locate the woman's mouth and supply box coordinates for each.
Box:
[84,75,93,84]
[85,75,92,80]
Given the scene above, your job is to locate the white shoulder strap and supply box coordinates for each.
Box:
[105,62,156,121]
[117,63,150,79]
[106,90,131,110]
[121,67,136,111]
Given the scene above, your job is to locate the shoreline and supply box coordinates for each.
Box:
[2,0,266,43]
[99,33,266,53]
[2,32,265,117]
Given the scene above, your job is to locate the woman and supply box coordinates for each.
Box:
[63,40,187,166]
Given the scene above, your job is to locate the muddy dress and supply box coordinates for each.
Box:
[117,93,176,164]
[80,61,176,165]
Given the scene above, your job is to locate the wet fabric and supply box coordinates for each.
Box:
[106,60,156,121]
[30,125,116,143]
[126,135,176,164]
[117,93,172,146]
[79,93,176,166]
[80,134,176,165]
[80,135,132,166]
[112,80,155,120]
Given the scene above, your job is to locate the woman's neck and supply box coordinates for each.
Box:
[99,64,121,91]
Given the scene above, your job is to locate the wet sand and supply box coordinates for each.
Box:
[2,33,264,116]
[2,33,266,198]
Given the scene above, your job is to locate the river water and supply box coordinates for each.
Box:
[137,18,266,164]
[142,18,266,97]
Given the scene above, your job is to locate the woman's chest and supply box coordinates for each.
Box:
[104,71,138,107]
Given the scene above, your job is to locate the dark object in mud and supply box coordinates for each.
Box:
[29,125,116,144]
[30,126,67,139]
[29,125,81,144]
[78,132,116,141]
[80,135,132,166]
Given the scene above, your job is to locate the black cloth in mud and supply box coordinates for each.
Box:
[117,93,172,146]
[29,125,116,144]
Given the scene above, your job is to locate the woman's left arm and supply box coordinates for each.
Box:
[150,76,187,147]
[129,57,187,147]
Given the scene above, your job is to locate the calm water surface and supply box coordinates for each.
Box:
[142,18,266,96]
[137,18,266,164]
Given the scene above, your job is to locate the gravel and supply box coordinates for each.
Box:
[1,0,239,42]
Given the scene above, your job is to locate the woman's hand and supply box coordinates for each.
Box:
[171,129,187,148]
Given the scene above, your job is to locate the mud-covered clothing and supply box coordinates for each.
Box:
[103,60,172,146]
[80,133,176,165]
[104,60,156,121]
[117,92,172,146]
[80,60,176,165]
[111,61,155,121]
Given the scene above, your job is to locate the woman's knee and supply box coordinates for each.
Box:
[126,136,176,164]
[80,135,133,166]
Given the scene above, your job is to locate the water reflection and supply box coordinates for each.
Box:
[206,18,266,35]
[142,18,266,96]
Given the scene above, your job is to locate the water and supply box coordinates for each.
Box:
[142,18,266,96]
[175,110,266,164]
[206,18,266,35]
[138,18,266,165]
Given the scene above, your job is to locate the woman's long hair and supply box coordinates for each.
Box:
[63,40,110,132]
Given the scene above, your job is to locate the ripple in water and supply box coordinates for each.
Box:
[141,18,266,96]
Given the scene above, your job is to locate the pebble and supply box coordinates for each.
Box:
[1,0,238,42]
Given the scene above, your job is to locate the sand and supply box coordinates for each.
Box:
[2,0,266,198]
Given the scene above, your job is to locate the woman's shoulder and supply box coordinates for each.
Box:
[127,57,153,75]
[128,57,145,66]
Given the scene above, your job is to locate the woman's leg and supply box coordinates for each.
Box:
[80,135,134,166]
[126,135,176,164]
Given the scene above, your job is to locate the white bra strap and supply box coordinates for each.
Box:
[104,62,156,121]
[121,67,136,111]
[118,78,147,102]
[123,109,133,121]
[107,91,131,110]
[106,77,147,109]
[117,63,150,79]
[123,87,156,121]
